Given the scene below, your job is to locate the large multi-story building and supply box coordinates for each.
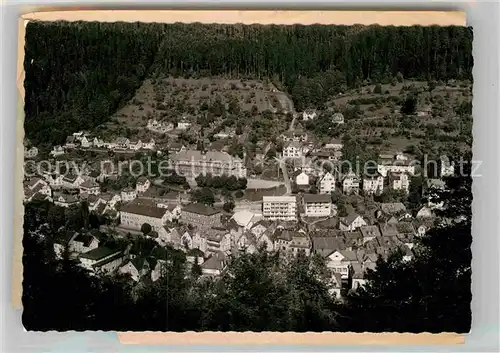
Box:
[180,203,223,229]
[120,203,171,232]
[262,196,298,221]
[302,194,332,218]
[170,150,247,179]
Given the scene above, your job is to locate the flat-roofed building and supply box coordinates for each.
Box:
[262,196,297,221]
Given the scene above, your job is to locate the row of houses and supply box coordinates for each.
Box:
[50,131,157,157]
[292,152,454,195]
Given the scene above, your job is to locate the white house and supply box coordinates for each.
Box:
[440,155,455,177]
[388,172,410,193]
[79,179,101,195]
[363,174,385,195]
[45,173,64,188]
[416,206,434,219]
[80,136,91,148]
[342,171,360,195]
[377,161,415,178]
[53,193,80,208]
[135,177,151,193]
[339,213,367,231]
[120,203,172,232]
[50,146,65,157]
[128,140,143,151]
[324,139,343,151]
[318,172,336,194]
[302,194,332,218]
[121,187,137,202]
[79,247,125,273]
[93,137,105,148]
[115,137,130,149]
[119,258,150,282]
[143,139,156,150]
[332,113,345,124]
[295,171,310,186]
[325,250,356,279]
[68,233,99,254]
[302,109,318,121]
[282,141,303,159]
[177,122,192,130]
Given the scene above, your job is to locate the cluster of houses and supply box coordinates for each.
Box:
[288,150,454,196]
[49,131,157,157]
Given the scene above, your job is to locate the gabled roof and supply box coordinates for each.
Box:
[73,234,97,247]
[201,252,226,270]
[120,204,168,219]
[79,246,119,261]
[341,213,362,226]
[380,202,407,214]
[182,203,220,216]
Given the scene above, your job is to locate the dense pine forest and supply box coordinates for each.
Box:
[24,21,473,145]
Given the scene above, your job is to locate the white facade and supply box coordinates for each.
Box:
[388,172,410,193]
[295,171,309,186]
[136,179,151,193]
[120,207,170,232]
[302,110,318,121]
[363,175,384,195]
[326,251,350,279]
[50,146,65,156]
[121,189,137,202]
[303,195,332,218]
[377,164,415,177]
[262,196,297,221]
[318,172,336,194]
[342,172,360,194]
[282,142,303,159]
[339,214,367,231]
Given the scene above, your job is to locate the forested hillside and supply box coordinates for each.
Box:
[24,21,473,145]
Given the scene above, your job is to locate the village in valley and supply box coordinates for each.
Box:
[23,76,471,299]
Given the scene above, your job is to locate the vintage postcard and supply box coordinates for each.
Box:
[18,10,472,339]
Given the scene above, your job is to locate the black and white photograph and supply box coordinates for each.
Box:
[21,19,473,333]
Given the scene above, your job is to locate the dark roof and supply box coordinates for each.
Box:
[303,193,331,203]
[73,234,97,247]
[120,204,168,219]
[54,231,77,245]
[341,213,362,226]
[311,236,346,256]
[79,246,119,261]
[360,225,381,238]
[201,252,226,270]
[182,203,220,216]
